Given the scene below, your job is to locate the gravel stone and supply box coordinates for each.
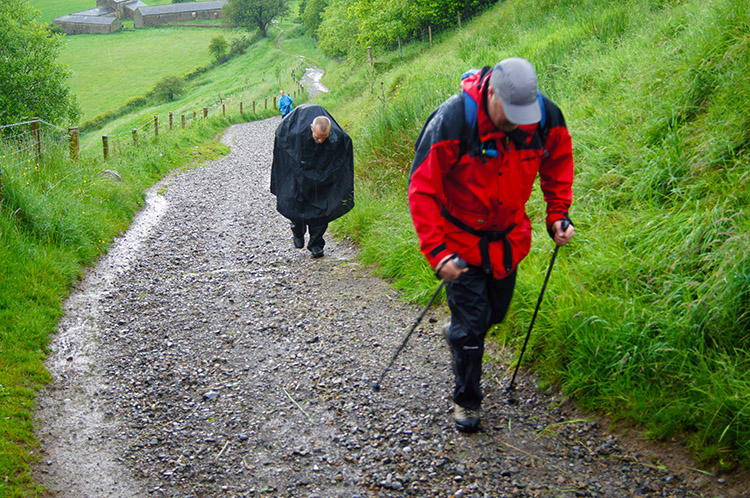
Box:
[32,117,748,497]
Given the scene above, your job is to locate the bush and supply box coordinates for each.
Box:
[81,110,116,131]
[152,76,186,102]
[124,96,148,110]
[209,36,229,63]
[229,36,251,57]
[185,65,211,80]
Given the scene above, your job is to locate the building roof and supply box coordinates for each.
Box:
[54,15,119,25]
[136,1,227,16]
[123,1,148,13]
[68,6,116,17]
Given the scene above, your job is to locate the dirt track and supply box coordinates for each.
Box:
[33,117,746,498]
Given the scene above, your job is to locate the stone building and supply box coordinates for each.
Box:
[53,0,225,34]
[133,1,227,28]
[53,14,123,35]
[100,0,149,20]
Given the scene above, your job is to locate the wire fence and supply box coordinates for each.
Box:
[0,82,305,197]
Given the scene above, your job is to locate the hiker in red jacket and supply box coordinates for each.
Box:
[408,57,575,433]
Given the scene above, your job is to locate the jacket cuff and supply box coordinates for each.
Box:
[547,213,573,239]
[430,248,454,273]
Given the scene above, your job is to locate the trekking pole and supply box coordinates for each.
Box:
[506,219,570,397]
[372,256,466,392]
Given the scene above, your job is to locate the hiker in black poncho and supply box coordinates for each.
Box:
[270,104,354,258]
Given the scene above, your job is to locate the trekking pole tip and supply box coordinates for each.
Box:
[371,381,381,392]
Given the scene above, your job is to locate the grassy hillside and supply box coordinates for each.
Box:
[321,0,749,470]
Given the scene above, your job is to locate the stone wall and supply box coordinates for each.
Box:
[53,15,123,35]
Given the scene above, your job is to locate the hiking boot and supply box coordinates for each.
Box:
[311,247,324,258]
[442,323,450,344]
[293,236,304,249]
[454,403,480,433]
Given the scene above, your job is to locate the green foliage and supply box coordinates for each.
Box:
[0,0,80,125]
[317,0,358,57]
[81,110,116,131]
[152,76,186,102]
[229,36,251,57]
[185,65,212,80]
[124,95,148,109]
[301,0,327,35]
[315,0,495,57]
[223,0,290,37]
[209,35,230,63]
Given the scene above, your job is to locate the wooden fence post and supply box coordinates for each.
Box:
[193,111,197,119]
[240,101,244,114]
[265,98,268,110]
[273,96,277,109]
[153,115,159,136]
[203,107,208,118]
[367,46,373,65]
[222,103,226,116]
[458,12,461,29]
[102,135,109,159]
[132,129,138,147]
[181,114,186,128]
[429,25,432,47]
[253,101,256,112]
[31,118,42,162]
[68,126,79,161]
[169,112,173,130]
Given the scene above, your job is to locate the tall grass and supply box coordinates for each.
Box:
[326,0,750,468]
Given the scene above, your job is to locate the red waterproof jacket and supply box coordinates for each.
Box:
[408,67,574,279]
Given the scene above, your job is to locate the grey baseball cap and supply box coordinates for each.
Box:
[489,58,541,125]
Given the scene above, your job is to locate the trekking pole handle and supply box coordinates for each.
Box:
[453,255,468,269]
[555,218,572,247]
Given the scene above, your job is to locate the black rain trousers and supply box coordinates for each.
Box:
[445,266,517,410]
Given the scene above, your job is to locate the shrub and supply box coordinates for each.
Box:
[152,76,186,102]
[124,96,148,110]
[185,65,211,80]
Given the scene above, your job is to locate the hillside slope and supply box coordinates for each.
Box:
[315,0,749,468]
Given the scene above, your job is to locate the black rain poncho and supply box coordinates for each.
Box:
[270,104,354,223]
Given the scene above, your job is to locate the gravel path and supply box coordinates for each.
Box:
[33,118,746,498]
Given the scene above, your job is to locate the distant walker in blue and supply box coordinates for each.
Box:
[279,90,294,118]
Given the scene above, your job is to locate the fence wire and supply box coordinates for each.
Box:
[0,80,305,183]
[1,121,68,179]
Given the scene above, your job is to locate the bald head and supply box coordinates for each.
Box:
[310,116,331,144]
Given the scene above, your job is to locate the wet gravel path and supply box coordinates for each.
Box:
[33,117,745,498]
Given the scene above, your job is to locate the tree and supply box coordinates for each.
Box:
[223,0,289,38]
[317,0,357,57]
[209,35,229,63]
[152,76,185,102]
[0,0,80,125]
[301,0,328,36]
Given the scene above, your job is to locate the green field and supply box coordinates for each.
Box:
[61,28,243,122]
[30,0,318,132]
